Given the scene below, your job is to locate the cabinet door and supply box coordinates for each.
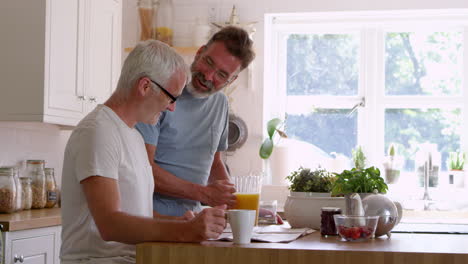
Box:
[84,0,122,113]
[10,234,54,264]
[45,0,86,123]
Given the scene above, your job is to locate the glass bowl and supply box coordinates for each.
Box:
[333,215,379,242]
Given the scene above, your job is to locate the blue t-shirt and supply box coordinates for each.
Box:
[135,89,229,216]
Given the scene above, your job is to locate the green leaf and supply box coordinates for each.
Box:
[267,118,282,139]
[259,138,274,159]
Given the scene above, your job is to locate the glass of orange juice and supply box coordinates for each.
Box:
[231,172,263,225]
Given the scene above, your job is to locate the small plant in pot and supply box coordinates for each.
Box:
[383,143,404,184]
[286,167,335,197]
[352,145,366,170]
[331,166,388,215]
[448,151,466,188]
[284,167,344,229]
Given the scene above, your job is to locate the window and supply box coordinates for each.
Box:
[264,9,468,227]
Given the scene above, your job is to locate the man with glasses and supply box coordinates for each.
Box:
[136,26,255,217]
[61,40,227,264]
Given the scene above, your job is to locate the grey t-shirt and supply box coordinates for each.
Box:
[135,89,229,216]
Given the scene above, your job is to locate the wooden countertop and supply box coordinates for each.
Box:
[137,231,468,264]
[0,208,61,231]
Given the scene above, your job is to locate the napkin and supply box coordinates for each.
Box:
[216,223,315,243]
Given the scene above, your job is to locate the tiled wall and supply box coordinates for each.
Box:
[0,122,71,187]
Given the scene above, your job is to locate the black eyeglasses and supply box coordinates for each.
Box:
[150,79,178,104]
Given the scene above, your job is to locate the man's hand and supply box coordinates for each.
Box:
[181,210,197,221]
[201,180,236,208]
[185,205,227,242]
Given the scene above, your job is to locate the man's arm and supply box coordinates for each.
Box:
[208,152,230,182]
[81,176,226,244]
[145,144,236,208]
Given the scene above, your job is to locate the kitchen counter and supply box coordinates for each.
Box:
[0,207,61,231]
[136,231,468,264]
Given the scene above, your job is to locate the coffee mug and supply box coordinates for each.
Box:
[227,209,256,244]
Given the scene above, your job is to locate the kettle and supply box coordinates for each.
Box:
[361,194,403,237]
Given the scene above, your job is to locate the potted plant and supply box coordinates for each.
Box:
[331,166,388,196]
[383,143,404,184]
[448,151,466,188]
[286,167,335,197]
[284,167,345,229]
[352,145,366,170]
[331,166,388,215]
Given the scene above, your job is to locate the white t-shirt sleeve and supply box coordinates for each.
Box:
[73,124,121,182]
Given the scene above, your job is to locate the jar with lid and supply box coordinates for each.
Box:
[320,207,342,236]
[26,160,46,209]
[155,0,174,45]
[44,168,58,208]
[137,0,159,40]
[20,177,32,210]
[13,167,22,211]
[0,167,17,213]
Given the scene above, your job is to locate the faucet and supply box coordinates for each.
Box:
[422,153,432,209]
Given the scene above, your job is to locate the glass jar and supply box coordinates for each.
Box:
[0,167,17,213]
[26,160,46,209]
[155,0,174,45]
[20,177,32,210]
[44,168,57,208]
[320,207,341,236]
[137,0,159,40]
[13,167,22,212]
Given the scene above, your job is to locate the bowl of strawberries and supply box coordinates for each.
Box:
[333,215,379,242]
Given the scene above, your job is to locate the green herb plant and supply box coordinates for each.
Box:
[331,167,388,196]
[352,146,366,170]
[448,151,466,171]
[259,118,287,159]
[286,167,335,193]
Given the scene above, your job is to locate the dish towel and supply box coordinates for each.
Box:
[216,223,315,243]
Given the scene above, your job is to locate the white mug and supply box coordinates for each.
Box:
[227,209,256,244]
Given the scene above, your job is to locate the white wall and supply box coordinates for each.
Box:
[123,0,468,179]
[0,123,70,187]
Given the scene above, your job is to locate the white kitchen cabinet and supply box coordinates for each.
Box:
[3,225,61,264]
[0,0,122,126]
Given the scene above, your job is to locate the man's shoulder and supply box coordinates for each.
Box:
[73,106,121,140]
[208,92,228,108]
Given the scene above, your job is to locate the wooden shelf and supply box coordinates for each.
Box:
[124,46,199,56]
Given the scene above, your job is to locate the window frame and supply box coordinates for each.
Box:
[264,9,468,180]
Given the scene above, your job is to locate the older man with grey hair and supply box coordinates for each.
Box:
[60,40,227,264]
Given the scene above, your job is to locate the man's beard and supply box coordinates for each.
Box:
[186,71,217,98]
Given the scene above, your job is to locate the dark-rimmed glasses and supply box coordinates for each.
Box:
[150,79,178,104]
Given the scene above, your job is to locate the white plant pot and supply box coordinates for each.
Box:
[289,192,331,198]
[284,194,345,229]
[449,170,465,188]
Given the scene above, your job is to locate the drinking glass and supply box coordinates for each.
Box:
[231,172,263,225]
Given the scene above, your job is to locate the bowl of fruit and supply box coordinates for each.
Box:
[333,215,379,242]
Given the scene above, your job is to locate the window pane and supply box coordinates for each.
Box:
[384,108,461,171]
[385,31,462,96]
[287,34,359,96]
[286,109,357,157]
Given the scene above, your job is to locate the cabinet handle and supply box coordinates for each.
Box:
[77,95,88,101]
[89,96,97,103]
[14,255,24,263]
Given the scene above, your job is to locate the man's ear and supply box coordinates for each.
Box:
[136,77,151,96]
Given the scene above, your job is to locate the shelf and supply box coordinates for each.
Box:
[124,46,199,56]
